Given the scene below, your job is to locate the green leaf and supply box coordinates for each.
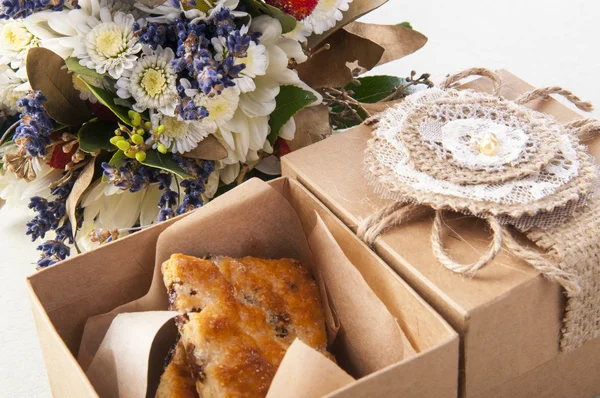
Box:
[52,124,68,133]
[78,119,118,153]
[141,151,192,179]
[268,86,318,144]
[26,47,92,126]
[65,57,103,79]
[82,80,134,127]
[102,150,125,182]
[239,0,297,33]
[344,75,405,103]
[397,21,413,29]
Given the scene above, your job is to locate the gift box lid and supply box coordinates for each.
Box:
[282,70,600,397]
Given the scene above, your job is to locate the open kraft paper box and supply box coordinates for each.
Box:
[282,70,600,398]
[26,177,458,398]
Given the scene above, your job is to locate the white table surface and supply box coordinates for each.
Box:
[2,0,599,395]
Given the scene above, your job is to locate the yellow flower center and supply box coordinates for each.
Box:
[207,98,230,120]
[183,0,214,13]
[2,23,33,52]
[95,30,124,57]
[162,117,189,139]
[141,69,166,97]
[321,0,337,10]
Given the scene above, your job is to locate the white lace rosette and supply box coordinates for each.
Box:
[361,68,600,290]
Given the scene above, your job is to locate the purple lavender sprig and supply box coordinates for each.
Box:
[100,157,213,222]
[173,155,214,215]
[13,91,53,158]
[27,175,79,268]
[0,0,70,20]
[134,7,257,120]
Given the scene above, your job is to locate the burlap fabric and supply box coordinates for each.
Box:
[524,193,600,350]
[361,68,600,350]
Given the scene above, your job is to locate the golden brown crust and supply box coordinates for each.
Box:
[155,342,198,398]
[161,254,329,398]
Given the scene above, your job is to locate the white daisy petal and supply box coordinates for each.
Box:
[304,0,352,35]
[278,116,296,140]
[250,15,282,44]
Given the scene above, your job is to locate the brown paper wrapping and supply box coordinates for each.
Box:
[86,312,177,398]
[266,339,355,398]
[78,178,410,397]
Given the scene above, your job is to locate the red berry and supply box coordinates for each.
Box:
[275,137,291,158]
[265,0,318,20]
[48,142,78,170]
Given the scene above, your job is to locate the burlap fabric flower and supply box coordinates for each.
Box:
[361,68,600,350]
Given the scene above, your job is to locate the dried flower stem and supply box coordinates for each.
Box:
[0,121,20,146]
[380,71,434,102]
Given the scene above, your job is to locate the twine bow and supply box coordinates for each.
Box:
[359,67,598,297]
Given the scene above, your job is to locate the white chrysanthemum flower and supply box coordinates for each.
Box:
[41,0,137,59]
[304,0,352,35]
[135,0,245,24]
[0,151,63,208]
[205,15,321,183]
[0,65,29,114]
[188,86,240,124]
[212,29,270,93]
[283,20,312,43]
[76,180,162,252]
[152,112,217,154]
[116,46,178,116]
[0,19,41,70]
[76,10,142,79]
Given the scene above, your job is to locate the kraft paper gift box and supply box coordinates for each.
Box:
[26,177,458,398]
[282,70,600,397]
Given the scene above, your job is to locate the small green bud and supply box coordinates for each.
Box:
[116,140,131,151]
[144,122,152,130]
[109,136,125,145]
[125,150,137,159]
[131,134,144,145]
[157,143,168,154]
[156,125,166,134]
[135,151,147,162]
[137,128,146,136]
[128,110,142,126]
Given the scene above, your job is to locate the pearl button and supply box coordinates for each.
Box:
[477,134,499,156]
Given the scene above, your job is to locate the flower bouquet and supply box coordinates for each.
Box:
[0,0,427,266]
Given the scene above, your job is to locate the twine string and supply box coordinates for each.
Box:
[430,210,503,276]
[439,67,503,96]
[516,86,594,112]
[359,203,582,294]
[563,118,600,142]
[357,202,428,246]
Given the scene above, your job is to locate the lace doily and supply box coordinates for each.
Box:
[435,118,528,169]
[365,88,598,229]
[393,88,563,185]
